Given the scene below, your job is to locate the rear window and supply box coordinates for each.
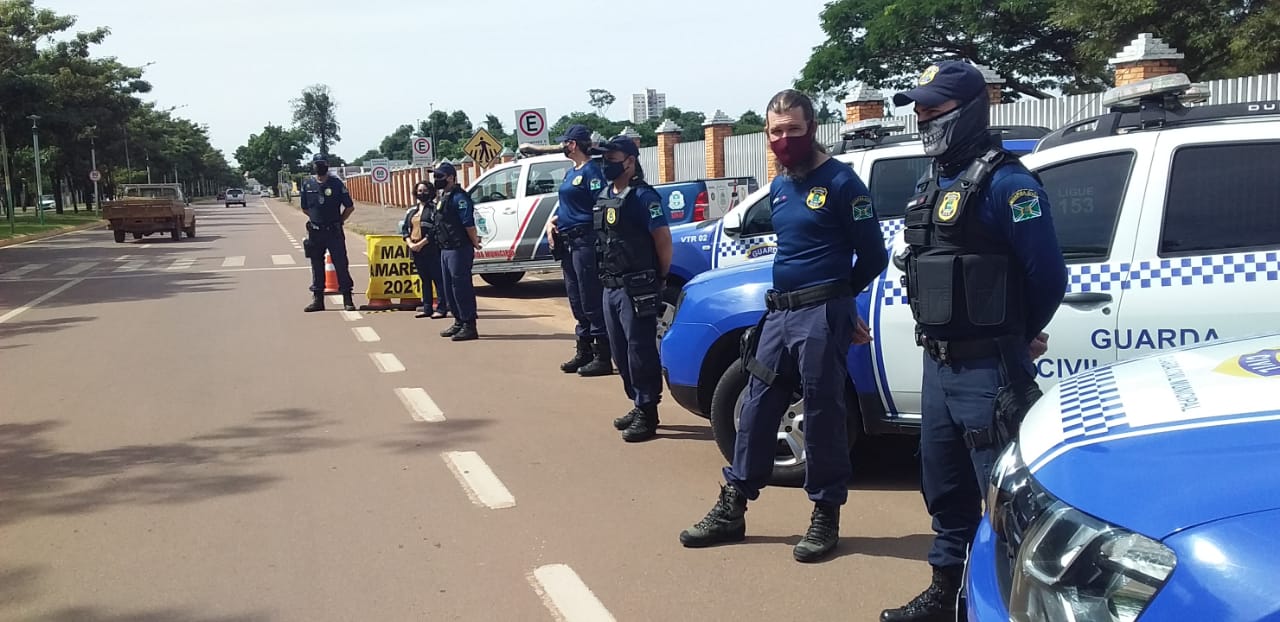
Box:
[868,156,930,219]
[1160,141,1280,256]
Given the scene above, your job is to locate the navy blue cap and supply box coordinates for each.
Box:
[892,61,986,108]
[312,153,329,163]
[434,162,456,177]
[589,135,639,158]
[555,124,592,144]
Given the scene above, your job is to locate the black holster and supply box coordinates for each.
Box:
[302,237,314,259]
[551,231,566,261]
[622,270,662,318]
[991,335,1042,448]
[740,311,777,386]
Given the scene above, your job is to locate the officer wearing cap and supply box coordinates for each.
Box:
[588,135,671,441]
[432,162,483,342]
[301,153,356,312]
[679,89,887,564]
[521,124,612,377]
[879,62,1067,621]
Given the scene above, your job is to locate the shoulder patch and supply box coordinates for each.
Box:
[805,187,828,210]
[589,178,602,191]
[937,191,961,222]
[572,175,583,186]
[852,195,874,221]
[649,202,664,218]
[1009,189,1042,223]
[323,188,333,197]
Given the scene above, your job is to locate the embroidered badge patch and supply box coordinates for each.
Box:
[919,65,939,85]
[852,195,874,221]
[649,203,664,218]
[1010,189,1043,223]
[606,207,618,225]
[572,175,583,186]
[590,179,602,191]
[324,188,333,197]
[806,187,828,209]
[937,191,961,222]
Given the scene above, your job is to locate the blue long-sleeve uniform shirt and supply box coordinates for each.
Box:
[770,157,889,293]
[939,164,1068,340]
[445,188,475,228]
[558,160,605,231]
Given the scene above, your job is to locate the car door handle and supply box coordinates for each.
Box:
[1063,292,1112,305]
[502,207,517,215]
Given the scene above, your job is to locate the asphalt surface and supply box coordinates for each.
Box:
[0,196,936,621]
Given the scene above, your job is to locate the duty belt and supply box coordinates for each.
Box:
[917,334,1001,364]
[307,221,342,232]
[561,224,593,240]
[600,275,625,289]
[764,281,852,312]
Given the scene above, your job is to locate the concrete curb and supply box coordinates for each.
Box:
[0,220,106,249]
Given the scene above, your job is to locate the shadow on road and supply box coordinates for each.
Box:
[378,419,496,453]
[29,606,270,622]
[0,316,95,342]
[0,408,344,527]
[656,423,716,442]
[479,332,576,341]
[39,272,232,310]
[477,279,565,301]
[740,533,932,562]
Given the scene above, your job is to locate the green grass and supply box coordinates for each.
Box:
[0,209,103,240]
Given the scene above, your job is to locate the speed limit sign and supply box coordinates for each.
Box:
[371,164,391,184]
[89,169,101,182]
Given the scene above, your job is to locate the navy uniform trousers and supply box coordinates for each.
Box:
[724,295,854,505]
[440,246,477,322]
[919,352,1017,569]
[307,225,354,294]
[602,286,661,407]
[561,233,607,338]
[412,246,448,314]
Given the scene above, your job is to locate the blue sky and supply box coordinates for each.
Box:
[43,0,841,163]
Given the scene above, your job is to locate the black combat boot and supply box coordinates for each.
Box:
[342,293,356,312]
[793,502,840,563]
[613,407,641,430]
[304,294,324,312]
[440,322,463,338]
[451,320,478,342]
[621,403,659,442]
[576,337,613,377]
[679,483,748,548]
[561,338,592,373]
[880,565,963,622]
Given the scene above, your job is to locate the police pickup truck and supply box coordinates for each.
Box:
[968,333,1280,622]
[462,153,755,288]
[661,74,1280,483]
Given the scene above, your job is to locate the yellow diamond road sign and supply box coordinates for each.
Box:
[463,128,503,169]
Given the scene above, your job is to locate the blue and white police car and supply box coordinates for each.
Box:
[661,73,1280,483]
[969,333,1280,621]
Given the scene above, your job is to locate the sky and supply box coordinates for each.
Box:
[41,0,843,165]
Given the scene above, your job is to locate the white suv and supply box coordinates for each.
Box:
[224,188,246,208]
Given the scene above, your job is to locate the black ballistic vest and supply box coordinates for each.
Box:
[593,183,658,278]
[433,189,467,250]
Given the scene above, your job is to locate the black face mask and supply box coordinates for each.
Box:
[314,164,329,176]
[919,96,992,174]
[416,192,432,203]
[602,160,627,182]
[562,143,574,157]
[433,178,449,190]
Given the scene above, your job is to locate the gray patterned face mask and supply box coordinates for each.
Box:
[919,96,989,159]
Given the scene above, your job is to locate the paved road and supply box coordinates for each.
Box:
[0,197,935,621]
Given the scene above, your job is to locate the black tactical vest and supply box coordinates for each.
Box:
[903,149,1029,340]
[593,184,658,278]
[433,189,467,250]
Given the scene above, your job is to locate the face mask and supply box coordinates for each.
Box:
[768,128,815,169]
[433,178,449,190]
[416,192,432,203]
[562,143,574,157]
[602,160,627,182]
[920,96,989,159]
[314,164,329,176]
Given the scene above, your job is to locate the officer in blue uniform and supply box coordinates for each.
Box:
[432,162,482,342]
[523,124,612,377]
[301,153,356,312]
[679,90,888,563]
[589,135,672,441]
[880,62,1067,621]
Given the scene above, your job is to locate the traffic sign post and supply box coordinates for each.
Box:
[515,108,548,145]
[463,128,503,169]
[411,137,433,166]
[369,158,391,207]
[89,170,101,182]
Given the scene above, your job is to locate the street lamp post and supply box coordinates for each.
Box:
[429,102,437,160]
[90,130,100,213]
[29,115,44,225]
[146,154,151,184]
[1,113,15,235]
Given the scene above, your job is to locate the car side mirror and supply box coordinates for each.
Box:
[722,209,743,237]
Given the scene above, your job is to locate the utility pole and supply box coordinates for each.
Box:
[90,129,100,213]
[146,154,151,184]
[1,117,14,235]
[29,115,44,225]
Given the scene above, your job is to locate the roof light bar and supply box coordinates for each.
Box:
[1102,73,1209,110]
[841,119,906,139]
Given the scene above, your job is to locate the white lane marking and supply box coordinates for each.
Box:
[1,264,47,278]
[167,258,196,271]
[262,199,300,246]
[114,260,146,272]
[441,451,515,510]
[352,327,380,342]
[370,352,404,373]
[55,262,97,276]
[395,388,445,422]
[326,295,343,306]
[0,278,85,325]
[529,565,616,622]
[340,310,363,321]
[114,255,133,261]
[271,254,295,265]
[222,256,245,267]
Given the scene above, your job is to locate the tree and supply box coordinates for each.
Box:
[378,124,414,161]
[660,107,707,143]
[733,110,765,135]
[548,112,625,148]
[414,110,474,159]
[291,84,341,155]
[587,89,616,116]
[355,149,382,164]
[233,124,308,189]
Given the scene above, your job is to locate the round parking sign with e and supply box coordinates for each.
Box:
[412,137,432,158]
[519,110,545,139]
[371,165,391,183]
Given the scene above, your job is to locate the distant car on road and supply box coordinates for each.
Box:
[224,188,246,208]
[38,194,55,210]
[217,190,226,200]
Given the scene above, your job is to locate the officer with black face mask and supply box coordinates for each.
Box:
[402,180,448,319]
[880,61,1067,622]
[432,163,482,342]
[589,135,672,441]
[301,153,356,312]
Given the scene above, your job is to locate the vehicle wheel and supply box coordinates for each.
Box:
[113,230,126,243]
[185,225,196,238]
[709,359,859,487]
[170,227,181,241]
[480,272,525,289]
[132,232,143,240]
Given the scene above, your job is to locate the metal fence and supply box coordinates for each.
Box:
[675,141,706,181]
[638,146,658,180]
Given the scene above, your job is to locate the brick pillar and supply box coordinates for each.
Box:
[765,145,779,182]
[461,160,474,187]
[973,63,1006,105]
[655,119,682,184]
[702,110,733,179]
[1109,33,1184,86]
[843,84,885,123]
[500,147,515,163]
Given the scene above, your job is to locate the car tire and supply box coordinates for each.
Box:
[709,358,860,487]
[480,272,525,289]
[132,232,143,240]
[185,225,196,238]
[170,227,181,241]
[113,230,126,243]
